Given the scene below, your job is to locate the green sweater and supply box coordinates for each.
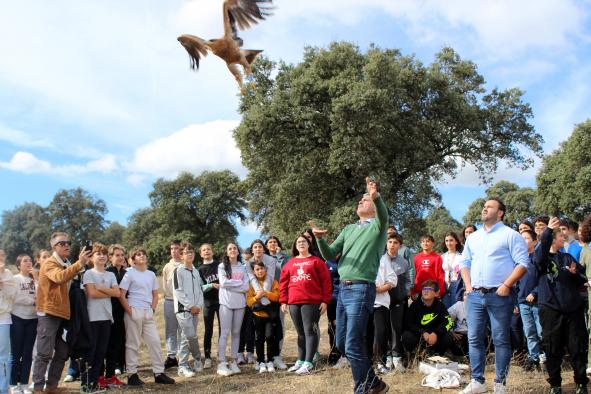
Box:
[317,196,389,282]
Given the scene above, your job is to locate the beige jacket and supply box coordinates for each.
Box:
[162,259,181,300]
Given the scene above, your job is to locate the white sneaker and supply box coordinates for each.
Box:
[266,361,275,372]
[460,379,487,394]
[229,360,241,374]
[217,362,232,377]
[493,383,507,394]
[63,375,74,383]
[376,363,389,375]
[385,356,393,369]
[258,362,267,373]
[246,352,256,364]
[22,388,33,394]
[392,356,405,372]
[114,368,122,375]
[333,356,349,369]
[295,363,313,375]
[178,366,195,377]
[11,385,23,394]
[587,367,591,375]
[194,360,203,372]
[236,353,245,364]
[204,358,212,369]
[288,360,304,372]
[273,356,287,370]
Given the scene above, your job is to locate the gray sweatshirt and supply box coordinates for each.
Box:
[173,265,204,314]
[218,262,249,309]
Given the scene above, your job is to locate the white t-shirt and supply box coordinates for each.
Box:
[83,269,118,322]
[119,269,159,310]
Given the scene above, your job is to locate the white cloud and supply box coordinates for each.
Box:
[0,151,118,175]
[0,125,54,149]
[437,159,540,189]
[125,120,245,180]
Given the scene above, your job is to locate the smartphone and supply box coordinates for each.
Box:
[84,240,93,252]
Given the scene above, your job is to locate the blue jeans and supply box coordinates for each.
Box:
[10,315,37,385]
[466,291,513,384]
[519,303,542,362]
[337,283,379,393]
[442,281,459,309]
[0,324,11,394]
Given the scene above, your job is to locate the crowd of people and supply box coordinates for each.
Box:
[0,178,591,394]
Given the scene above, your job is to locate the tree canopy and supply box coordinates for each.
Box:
[535,120,591,221]
[235,42,543,241]
[463,181,536,228]
[0,202,52,263]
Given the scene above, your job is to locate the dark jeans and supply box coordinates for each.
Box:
[373,306,390,363]
[327,300,341,362]
[105,315,125,377]
[238,307,255,354]
[337,282,380,394]
[253,315,278,363]
[401,330,453,356]
[10,315,38,385]
[81,320,111,386]
[450,332,469,356]
[289,304,320,363]
[539,305,589,387]
[388,301,405,357]
[203,304,220,359]
[33,315,69,391]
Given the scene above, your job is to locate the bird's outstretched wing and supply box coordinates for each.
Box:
[223,0,274,36]
[177,34,209,70]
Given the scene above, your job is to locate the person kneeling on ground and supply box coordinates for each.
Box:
[401,279,453,359]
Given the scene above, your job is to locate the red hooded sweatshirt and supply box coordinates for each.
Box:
[412,251,445,297]
[279,255,332,305]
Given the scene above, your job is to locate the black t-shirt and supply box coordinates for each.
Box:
[198,261,220,307]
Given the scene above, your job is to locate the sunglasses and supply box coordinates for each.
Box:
[422,287,435,292]
[55,241,72,247]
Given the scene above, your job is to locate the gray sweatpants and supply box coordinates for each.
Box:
[218,305,245,362]
[163,299,179,357]
[176,312,201,368]
[33,315,69,391]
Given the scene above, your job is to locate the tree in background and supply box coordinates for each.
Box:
[101,221,126,246]
[47,187,108,255]
[463,181,536,229]
[0,203,52,263]
[123,170,247,271]
[535,120,591,222]
[235,42,543,242]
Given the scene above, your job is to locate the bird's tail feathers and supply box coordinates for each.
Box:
[242,49,263,64]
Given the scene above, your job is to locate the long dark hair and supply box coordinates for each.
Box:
[304,228,320,257]
[442,231,464,253]
[221,242,242,277]
[250,239,269,262]
[265,235,283,251]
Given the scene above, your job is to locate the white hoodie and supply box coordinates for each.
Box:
[11,273,37,320]
[0,269,17,324]
[374,258,398,309]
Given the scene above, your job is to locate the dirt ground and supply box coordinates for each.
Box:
[58,293,574,394]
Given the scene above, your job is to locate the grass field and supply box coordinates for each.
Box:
[58,292,575,393]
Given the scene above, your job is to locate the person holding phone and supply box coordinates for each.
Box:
[32,232,91,393]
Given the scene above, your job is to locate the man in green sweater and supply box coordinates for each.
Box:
[313,177,389,394]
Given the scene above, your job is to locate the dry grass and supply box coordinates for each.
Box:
[58,291,573,393]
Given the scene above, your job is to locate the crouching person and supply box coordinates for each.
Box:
[401,280,453,358]
[119,247,175,386]
[173,241,205,378]
[534,218,588,394]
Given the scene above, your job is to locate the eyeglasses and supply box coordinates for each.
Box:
[422,287,435,292]
[54,241,72,247]
[133,252,147,258]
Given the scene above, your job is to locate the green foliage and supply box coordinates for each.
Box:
[236,42,542,241]
[463,181,536,228]
[535,120,591,221]
[100,221,126,246]
[0,202,52,263]
[47,188,108,256]
[424,206,463,252]
[123,170,247,272]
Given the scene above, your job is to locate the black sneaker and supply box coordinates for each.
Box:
[164,357,178,370]
[522,359,539,372]
[127,373,144,386]
[576,384,588,394]
[81,383,99,393]
[368,379,389,394]
[549,387,562,394]
[154,373,175,384]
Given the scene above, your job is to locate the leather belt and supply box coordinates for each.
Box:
[342,280,371,286]
[473,287,498,294]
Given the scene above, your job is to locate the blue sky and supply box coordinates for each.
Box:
[1,0,590,245]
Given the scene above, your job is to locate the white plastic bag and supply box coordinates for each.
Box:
[420,368,462,389]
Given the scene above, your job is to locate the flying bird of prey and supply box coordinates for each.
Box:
[178,0,273,93]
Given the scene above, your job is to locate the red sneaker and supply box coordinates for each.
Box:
[97,376,108,390]
[107,376,125,386]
